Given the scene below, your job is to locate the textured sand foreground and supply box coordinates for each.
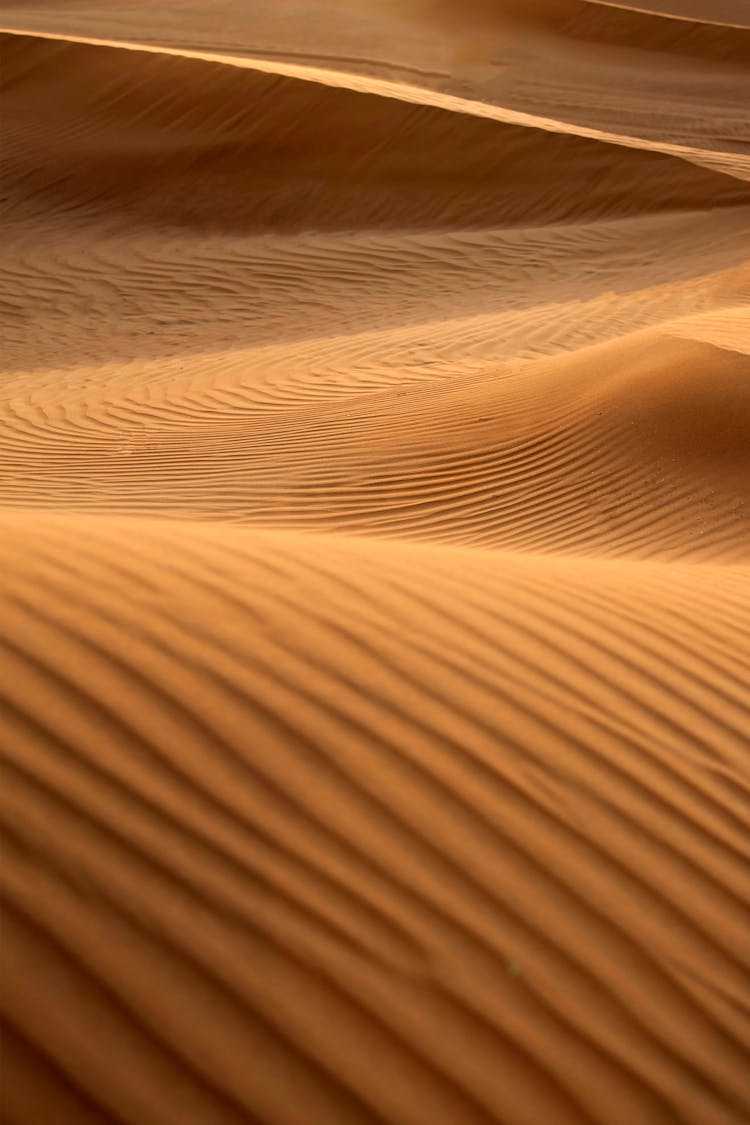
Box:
[1,3,749,1123]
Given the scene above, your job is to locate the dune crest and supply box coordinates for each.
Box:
[1,3,749,1123]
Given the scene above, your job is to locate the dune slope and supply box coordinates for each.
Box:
[2,514,750,1125]
[1,4,749,1124]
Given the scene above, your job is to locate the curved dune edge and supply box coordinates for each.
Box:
[587,0,750,26]
[4,30,748,239]
[2,512,750,1125]
[0,24,748,180]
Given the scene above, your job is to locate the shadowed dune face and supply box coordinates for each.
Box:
[1,2,749,1124]
[2,0,750,169]
[3,33,749,235]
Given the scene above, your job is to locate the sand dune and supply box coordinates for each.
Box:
[2,513,750,1125]
[586,1,750,26]
[1,2,749,1123]
[4,31,749,238]
[2,1,749,178]
[4,330,750,558]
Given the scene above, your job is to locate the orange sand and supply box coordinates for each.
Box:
[1,3,749,1123]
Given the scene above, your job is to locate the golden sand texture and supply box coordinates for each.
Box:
[1,3,749,1123]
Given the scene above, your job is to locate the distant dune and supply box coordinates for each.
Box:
[1,3,749,1124]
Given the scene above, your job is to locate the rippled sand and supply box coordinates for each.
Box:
[1,3,749,1123]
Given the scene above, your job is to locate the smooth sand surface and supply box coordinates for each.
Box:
[1,3,749,1123]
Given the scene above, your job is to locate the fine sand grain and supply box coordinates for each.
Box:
[1,3,749,1123]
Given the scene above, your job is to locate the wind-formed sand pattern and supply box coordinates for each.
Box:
[1,3,749,1123]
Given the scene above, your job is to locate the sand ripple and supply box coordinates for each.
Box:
[1,4,749,1122]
